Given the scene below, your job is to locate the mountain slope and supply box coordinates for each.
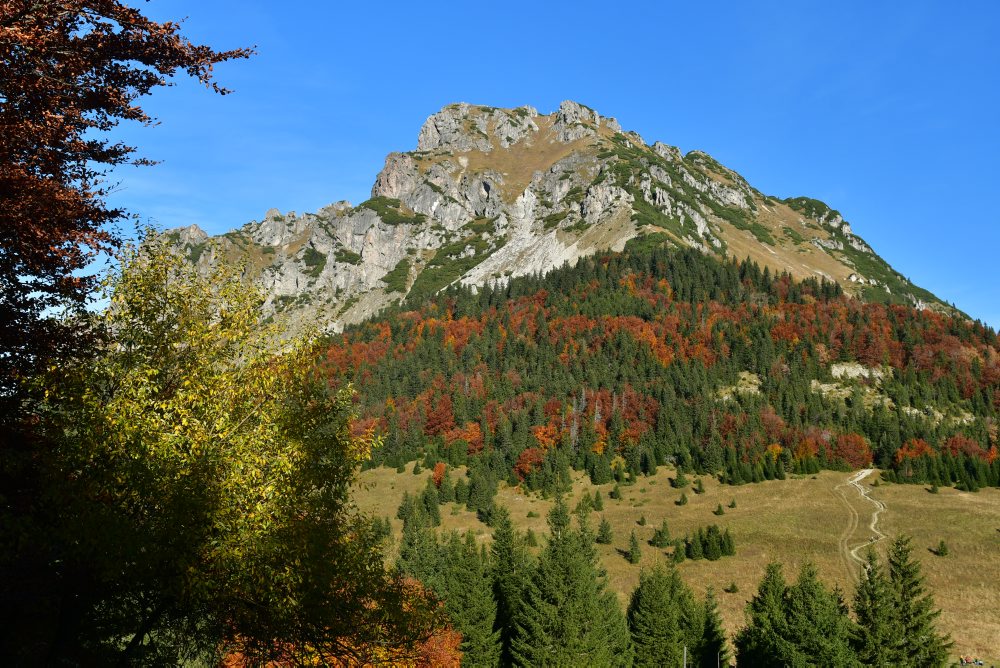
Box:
[166,101,951,335]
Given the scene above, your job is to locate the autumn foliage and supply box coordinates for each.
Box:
[317,246,999,489]
[0,0,251,402]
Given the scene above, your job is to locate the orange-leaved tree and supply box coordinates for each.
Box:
[0,0,251,405]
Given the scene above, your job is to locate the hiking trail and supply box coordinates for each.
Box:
[834,468,887,582]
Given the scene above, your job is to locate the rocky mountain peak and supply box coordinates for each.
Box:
[164,102,953,338]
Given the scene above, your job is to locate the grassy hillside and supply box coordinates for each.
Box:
[354,464,1000,662]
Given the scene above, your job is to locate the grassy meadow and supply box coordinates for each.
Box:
[353,464,1000,662]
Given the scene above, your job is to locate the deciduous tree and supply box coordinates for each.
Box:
[0,0,251,403]
[19,237,441,664]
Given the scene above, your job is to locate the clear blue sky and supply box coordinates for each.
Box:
[107,1,1000,329]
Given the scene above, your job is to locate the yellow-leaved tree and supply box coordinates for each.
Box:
[29,232,443,665]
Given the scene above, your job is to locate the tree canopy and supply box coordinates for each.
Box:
[4,237,442,664]
[0,0,251,404]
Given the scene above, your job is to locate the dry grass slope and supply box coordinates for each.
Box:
[354,465,1000,662]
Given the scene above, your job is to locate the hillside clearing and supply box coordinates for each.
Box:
[354,465,1000,661]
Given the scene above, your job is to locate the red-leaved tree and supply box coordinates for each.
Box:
[0,0,252,405]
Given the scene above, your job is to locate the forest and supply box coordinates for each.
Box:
[321,245,1000,497]
[389,490,951,666]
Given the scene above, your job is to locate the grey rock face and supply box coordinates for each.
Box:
[162,100,948,338]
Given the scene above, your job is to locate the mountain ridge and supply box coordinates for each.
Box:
[165,100,952,335]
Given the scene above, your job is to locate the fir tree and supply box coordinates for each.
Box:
[512,497,633,666]
[734,563,791,665]
[421,477,442,526]
[650,519,671,548]
[853,550,897,666]
[686,532,703,560]
[628,530,642,564]
[490,505,530,666]
[783,563,859,666]
[886,535,952,666]
[440,532,502,666]
[627,565,685,667]
[699,588,730,668]
[596,516,614,545]
[593,490,604,511]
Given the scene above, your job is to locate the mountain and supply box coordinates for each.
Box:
[165,101,951,336]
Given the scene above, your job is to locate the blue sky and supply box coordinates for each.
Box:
[107,1,1000,328]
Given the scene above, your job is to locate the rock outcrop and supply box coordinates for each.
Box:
[164,101,951,337]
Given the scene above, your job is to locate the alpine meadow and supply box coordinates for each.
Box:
[2,1,998,666]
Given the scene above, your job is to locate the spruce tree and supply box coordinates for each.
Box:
[512,497,633,666]
[490,505,530,666]
[686,532,703,560]
[442,532,502,666]
[734,563,791,665]
[421,477,442,526]
[699,588,730,668]
[593,490,604,511]
[627,530,642,564]
[627,565,684,667]
[886,535,952,666]
[704,526,722,561]
[783,563,859,666]
[853,550,897,666]
[650,519,671,548]
[596,516,614,545]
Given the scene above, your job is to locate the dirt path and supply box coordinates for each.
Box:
[834,469,887,582]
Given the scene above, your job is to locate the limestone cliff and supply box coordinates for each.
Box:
[165,101,949,335]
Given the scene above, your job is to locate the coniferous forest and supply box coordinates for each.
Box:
[392,491,951,666]
[322,245,1000,495]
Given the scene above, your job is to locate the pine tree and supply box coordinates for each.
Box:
[673,469,689,489]
[783,563,859,666]
[734,563,791,665]
[676,492,688,506]
[886,535,952,666]
[628,530,642,564]
[490,505,530,666]
[441,532,502,666]
[698,588,730,668]
[627,565,684,667]
[512,497,633,666]
[596,516,614,545]
[593,490,604,511]
[853,550,897,666]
